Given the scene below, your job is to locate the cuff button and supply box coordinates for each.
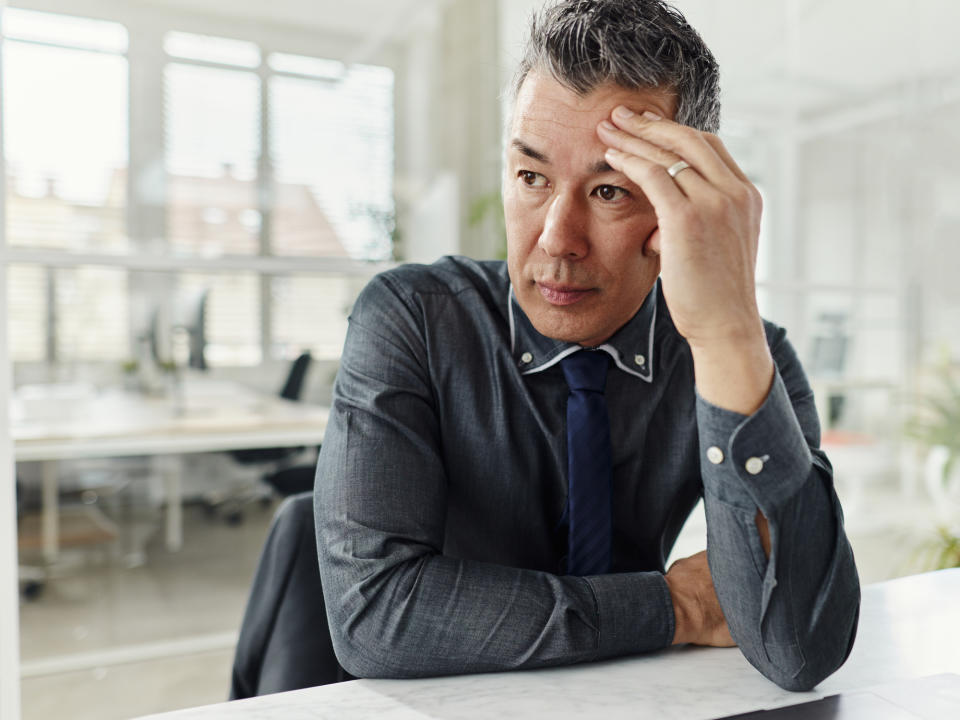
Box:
[706,446,724,465]
[745,456,764,475]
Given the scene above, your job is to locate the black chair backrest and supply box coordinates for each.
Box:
[230,493,351,698]
[279,351,312,401]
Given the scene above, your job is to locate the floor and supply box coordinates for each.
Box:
[16,480,951,720]
[19,499,277,720]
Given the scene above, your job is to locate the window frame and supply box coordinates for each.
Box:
[4,6,397,369]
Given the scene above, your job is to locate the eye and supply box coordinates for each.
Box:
[518,170,548,188]
[594,184,628,202]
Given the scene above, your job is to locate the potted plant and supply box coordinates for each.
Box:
[906,367,960,569]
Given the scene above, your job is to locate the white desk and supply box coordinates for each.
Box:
[12,379,328,562]
[139,569,960,719]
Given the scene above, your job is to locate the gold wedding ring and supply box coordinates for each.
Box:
[666,160,691,179]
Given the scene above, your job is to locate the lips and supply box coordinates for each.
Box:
[537,282,595,306]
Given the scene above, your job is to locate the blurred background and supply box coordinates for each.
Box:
[1,0,960,718]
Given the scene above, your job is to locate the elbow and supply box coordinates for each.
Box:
[325,589,439,679]
[330,641,392,680]
[762,595,861,692]
[326,607,412,679]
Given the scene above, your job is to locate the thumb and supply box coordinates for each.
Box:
[644,226,661,257]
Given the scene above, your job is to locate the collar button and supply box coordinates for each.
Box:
[520,352,533,364]
[634,354,646,367]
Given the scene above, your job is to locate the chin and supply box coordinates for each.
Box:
[529,311,598,346]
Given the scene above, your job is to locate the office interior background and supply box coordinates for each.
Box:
[1,0,959,717]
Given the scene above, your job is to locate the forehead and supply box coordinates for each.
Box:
[510,71,676,147]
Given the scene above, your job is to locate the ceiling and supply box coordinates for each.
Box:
[673,0,960,120]
[108,0,960,122]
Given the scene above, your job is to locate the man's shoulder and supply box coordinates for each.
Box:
[362,256,509,306]
[350,256,510,332]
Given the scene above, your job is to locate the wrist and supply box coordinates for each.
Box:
[685,314,766,357]
[664,572,696,645]
[689,328,774,416]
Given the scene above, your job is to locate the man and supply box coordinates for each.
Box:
[315,0,859,692]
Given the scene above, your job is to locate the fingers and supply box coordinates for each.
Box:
[604,147,689,222]
[598,119,680,173]
[598,106,741,191]
[702,133,750,184]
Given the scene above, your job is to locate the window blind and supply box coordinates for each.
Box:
[2,8,130,362]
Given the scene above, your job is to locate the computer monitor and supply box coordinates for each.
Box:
[148,287,209,370]
[178,288,209,370]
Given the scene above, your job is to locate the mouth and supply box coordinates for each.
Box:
[536,282,596,306]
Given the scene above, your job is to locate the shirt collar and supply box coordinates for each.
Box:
[508,280,658,382]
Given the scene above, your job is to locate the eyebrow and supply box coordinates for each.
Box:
[511,138,614,175]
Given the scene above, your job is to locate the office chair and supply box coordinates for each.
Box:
[230,492,352,699]
[230,350,313,466]
[207,351,318,523]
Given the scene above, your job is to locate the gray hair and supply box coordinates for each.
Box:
[513,0,720,133]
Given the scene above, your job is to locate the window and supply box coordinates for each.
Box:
[55,267,129,361]
[161,35,395,365]
[3,12,128,253]
[178,273,261,366]
[7,265,47,363]
[269,57,395,260]
[3,16,395,368]
[270,275,364,359]
[2,8,130,362]
[164,63,261,257]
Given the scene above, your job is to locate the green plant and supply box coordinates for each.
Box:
[905,366,960,569]
[468,191,507,260]
[905,367,960,482]
[915,527,960,570]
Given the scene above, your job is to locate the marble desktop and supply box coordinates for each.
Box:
[140,569,960,720]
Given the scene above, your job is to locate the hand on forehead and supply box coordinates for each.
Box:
[512,71,676,136]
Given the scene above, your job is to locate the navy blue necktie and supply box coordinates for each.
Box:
[561,350,612,576]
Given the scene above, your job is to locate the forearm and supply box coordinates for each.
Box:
[697,370,860,690]
[314,509,675,677]
[689,322,774,417]
[705,464,858,690]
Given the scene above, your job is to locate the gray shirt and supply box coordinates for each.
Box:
[314,255,860,691]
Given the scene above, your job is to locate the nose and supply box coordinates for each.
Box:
[538,192,588,259]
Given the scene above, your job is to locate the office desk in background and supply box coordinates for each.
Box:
[12,378,328,563]
[139,569,960,720]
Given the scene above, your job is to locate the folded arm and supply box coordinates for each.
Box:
[314,276,675,678]
[601,105,860,691]
[695,324,860,691]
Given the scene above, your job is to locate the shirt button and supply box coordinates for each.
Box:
[745,457,764,475]
[706,446,724,465]
[634,354,646,366]
[520,352,533,364]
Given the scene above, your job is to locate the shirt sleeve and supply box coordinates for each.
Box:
[695,322,861,691]
[314,274,675,679]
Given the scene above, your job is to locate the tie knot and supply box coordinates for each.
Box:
[561,350,609,393]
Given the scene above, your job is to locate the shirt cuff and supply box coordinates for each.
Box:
[585,571,674,658]
[696,367,814,513]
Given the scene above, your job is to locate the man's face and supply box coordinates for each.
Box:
[504,71,675,347]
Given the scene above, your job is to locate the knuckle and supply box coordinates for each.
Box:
[731,185,754,207]
[705,193,733,217]
[641,162,663,184]
[677,204,701,228]
[701,131,720,148]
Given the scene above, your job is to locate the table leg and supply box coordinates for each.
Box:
[41,460,59,564]
[161,456,183,552]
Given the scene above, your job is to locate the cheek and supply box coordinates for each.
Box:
[504,194,540,252]
[503,193,530,281]
[594,219,660,286]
